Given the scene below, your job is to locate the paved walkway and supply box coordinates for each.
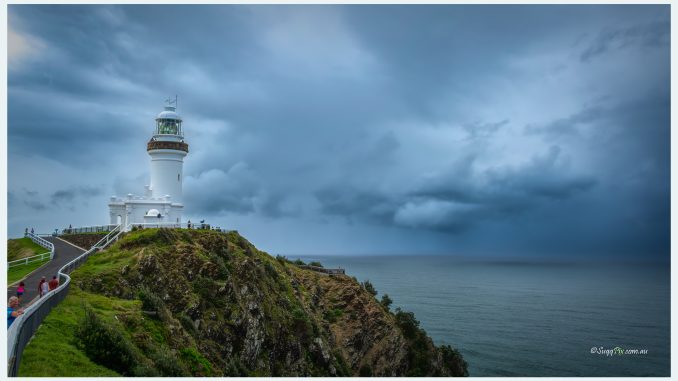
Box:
[7,237,85,306]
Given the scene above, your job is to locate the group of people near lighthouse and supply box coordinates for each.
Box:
[8,275,60,328]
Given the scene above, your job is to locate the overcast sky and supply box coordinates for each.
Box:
[7,5,670,260]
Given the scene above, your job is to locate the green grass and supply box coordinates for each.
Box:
[8,257,50,285]
[18,242,177,377]
[18,288,125,376]
[8,238,48,261]
[18,287,141,377]
[70,245,136,280]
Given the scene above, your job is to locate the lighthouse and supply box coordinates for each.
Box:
[148,101,188,203]
[108,98,189,229]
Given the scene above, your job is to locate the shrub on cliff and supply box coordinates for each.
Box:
[75,308,140,376]
[291,307,314,341]
[359,364,373,376]
[394,307,468,376]
[380,294,393,311]
[362,280,378,297]
[149,347,189,376]
[394,308,420,339]
[180,347,214,376]
[440,344,469,377]
[138,286,164,313]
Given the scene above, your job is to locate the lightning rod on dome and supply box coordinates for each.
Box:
[165,95,178,109]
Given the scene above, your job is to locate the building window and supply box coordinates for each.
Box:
[178,173,181,182]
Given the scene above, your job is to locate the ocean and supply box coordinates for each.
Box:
[298,255,670,377]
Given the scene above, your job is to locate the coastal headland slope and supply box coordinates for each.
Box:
[19,228,468,377]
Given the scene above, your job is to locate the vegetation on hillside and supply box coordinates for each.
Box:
[20,228,467,377]
[8,238,48,261]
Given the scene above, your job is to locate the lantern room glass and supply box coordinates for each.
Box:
[156,119,182,135]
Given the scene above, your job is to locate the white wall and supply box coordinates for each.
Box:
[149,149,186,204]
[110,201,183,229]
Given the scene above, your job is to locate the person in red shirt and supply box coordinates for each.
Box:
[48,276,59,291]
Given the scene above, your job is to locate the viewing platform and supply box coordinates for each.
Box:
[297,265,345,276]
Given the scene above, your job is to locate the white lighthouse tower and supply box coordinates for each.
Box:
[108,98,189,229]
[148,99,188,204]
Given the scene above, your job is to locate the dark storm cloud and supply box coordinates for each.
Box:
[580,20,670,62]
[463,120,509,140]
[315,187,397,224]
[50,189,75,204]
[24,200,47,211]
[183,164,262,215]
[7,5,670,258]
[420,146,598,205]
[525,107,604,137]
[51,186,103,206]
[314,146,597,233]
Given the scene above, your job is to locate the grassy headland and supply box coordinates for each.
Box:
[19,228,467,377]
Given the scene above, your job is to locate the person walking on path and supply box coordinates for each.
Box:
[38,277,48,298]
[16,282,25,300]
[40,278,49,297]
[7,297,24,328]
[48,276,59,291]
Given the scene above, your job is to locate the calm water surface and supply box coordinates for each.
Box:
[299,255,670,377]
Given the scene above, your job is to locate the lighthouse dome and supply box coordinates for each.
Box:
[156,107,181,121]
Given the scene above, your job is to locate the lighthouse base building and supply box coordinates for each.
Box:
[109,100,188,229]
[108,192,183,228]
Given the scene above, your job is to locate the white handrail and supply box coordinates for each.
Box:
[7,252,51,268]
[25,232,55,260]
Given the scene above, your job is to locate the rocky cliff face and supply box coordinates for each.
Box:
[70,228,468,376]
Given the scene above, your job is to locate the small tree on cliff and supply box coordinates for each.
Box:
[362,280,378,297]
[380,294,393,311]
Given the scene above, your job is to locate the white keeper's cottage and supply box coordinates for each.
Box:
[109,99,188,229]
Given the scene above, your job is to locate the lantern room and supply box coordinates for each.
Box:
[155,104,183,136]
